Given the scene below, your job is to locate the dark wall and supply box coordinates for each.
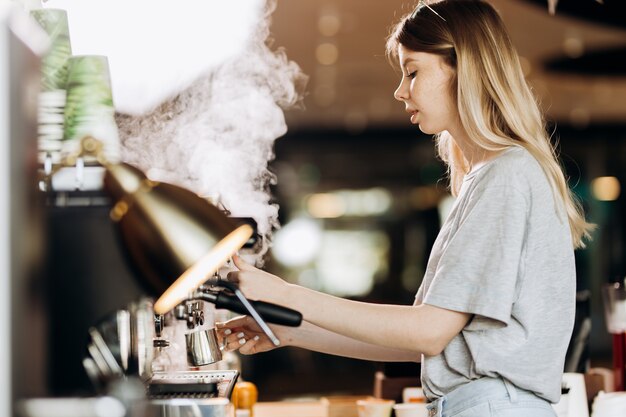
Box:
[44,196,145,395]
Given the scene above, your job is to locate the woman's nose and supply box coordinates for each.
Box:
[394,79,409,101]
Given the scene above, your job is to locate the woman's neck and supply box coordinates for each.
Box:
[447,126,499,171]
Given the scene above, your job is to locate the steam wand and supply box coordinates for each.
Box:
[191,279,302,346]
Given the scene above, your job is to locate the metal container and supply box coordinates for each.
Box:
[185,328,222,366]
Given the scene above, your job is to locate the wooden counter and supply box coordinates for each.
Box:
[253,395,372,417]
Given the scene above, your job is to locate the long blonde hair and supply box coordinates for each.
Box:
[386,0,593,249]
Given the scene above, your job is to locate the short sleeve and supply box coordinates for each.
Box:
[423,184,528,329]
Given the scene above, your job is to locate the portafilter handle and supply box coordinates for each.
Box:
[192,280,302,346]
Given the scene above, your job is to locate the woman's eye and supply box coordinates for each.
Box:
[405,71,417,79]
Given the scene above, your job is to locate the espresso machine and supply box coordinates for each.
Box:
[4,3,301,415]
[27,138,303,416]
[82,253,301,417]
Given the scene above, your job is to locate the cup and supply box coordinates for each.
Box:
[393,403,429,417]
[602,281,626,391]
[30,9,73,165]
[402,387,426,404]
[63,55,120,164]
[591,391,626,417]
[185,328,222,366]
[29,9,73,91]
[356,399,394,417]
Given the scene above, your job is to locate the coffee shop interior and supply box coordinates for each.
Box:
[2,0,626,416]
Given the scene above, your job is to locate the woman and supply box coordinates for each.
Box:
[217,1,593,415]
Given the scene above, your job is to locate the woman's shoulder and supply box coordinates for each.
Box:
[473,146,546,192]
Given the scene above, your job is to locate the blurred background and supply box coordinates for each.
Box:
[249,0,626,400]
[3,0,626,406]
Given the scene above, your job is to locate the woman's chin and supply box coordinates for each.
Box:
[418,124,434,135]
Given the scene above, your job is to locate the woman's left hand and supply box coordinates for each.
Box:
[226,255,289,304]
[216,315,291,354]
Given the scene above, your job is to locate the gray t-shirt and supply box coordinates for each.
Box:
[415,146,575,404]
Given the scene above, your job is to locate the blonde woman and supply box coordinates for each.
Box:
[217,1,593,415]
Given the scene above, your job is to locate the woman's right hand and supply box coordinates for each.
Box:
[216,315,291,355]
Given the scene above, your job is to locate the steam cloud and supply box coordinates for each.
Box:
[45,0,267,115]
[116,1,307,261]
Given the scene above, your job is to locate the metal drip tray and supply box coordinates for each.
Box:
[149,370,239,399]
[146,397,231,417]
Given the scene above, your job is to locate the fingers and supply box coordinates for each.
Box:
[222,330,261,353]
[223,331,250,351]
[232,255,258,272]
[217,327,238,344]
[215,314,276,354]
[215,315,262,351]
[239,336,262,355]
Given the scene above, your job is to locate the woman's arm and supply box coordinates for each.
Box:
[217,316,421,362]
[229,256,470,356]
